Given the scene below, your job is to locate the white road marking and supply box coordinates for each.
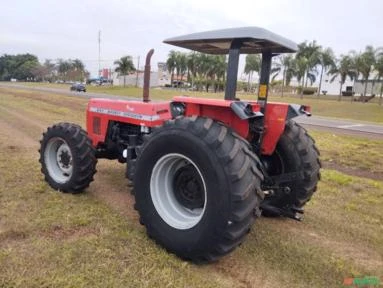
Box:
[337,124,365,129]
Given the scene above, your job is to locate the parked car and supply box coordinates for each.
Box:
[70,83,86,92]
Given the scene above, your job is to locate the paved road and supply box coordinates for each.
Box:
[0,83,142,101]
[1,83,383,139]
[295,116,383,139]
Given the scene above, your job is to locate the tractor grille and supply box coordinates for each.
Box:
[119,123,142,141]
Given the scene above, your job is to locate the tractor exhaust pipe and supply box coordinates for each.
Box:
[143,49,154,102]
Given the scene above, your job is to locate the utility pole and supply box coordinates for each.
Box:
[135,56,140,87]
[98,30,101,78]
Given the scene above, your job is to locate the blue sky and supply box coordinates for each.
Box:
[1,0,382,77]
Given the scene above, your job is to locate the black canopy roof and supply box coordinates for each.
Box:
[163,27,298,54]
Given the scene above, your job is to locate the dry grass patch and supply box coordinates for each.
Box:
[311,130,383,178]
[0,132,225,288]
[1,84,382,287]
[7,83,383,123]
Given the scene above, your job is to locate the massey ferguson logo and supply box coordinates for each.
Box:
[89,107,159,121]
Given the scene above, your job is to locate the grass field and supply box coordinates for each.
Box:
[0,86,382,287]
[15,82,383,123]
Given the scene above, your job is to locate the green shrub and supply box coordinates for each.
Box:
[297,87,317,95]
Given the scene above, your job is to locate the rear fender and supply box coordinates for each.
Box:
[183,103,251,138]
[261,103,311,155]
[172,96,263,139]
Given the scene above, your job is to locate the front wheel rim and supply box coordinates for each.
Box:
[44,137,73,184]
[150,153,207,230]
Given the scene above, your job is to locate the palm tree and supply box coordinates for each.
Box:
[294,56,308,99]
[72,59,85,71]
[354,46,376,98]
[190,53,205,91]
[72,59,85,81]
[244,54,261,92]
[114,56,136,87]
[329,55,355,101]
[57,59,72,81]
[296,40,321,88]
[43,59,56,82]
[271,55,294,97]
[196,53,213,92]
[187,52,198,87]
[166,50,178,87]
[375,52,383,105]
[184,53,227,92]
[204,55,217,92]
[175,52,187,88]
[210,55,227,92]
[317,48,335,97]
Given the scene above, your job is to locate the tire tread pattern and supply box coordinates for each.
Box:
[272,120,321,208]
[135,117,264,263]
[39,122,97,193]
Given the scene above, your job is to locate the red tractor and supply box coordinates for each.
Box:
[39,27,320,262]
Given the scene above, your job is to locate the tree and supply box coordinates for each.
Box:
[244,54,261,92]
[188,52,205,91]
[210,55,226,92]
[72,59,85,71]
[271,55,294,97]
[198,53,212,91]
[57,59,72,81]
[0,54,39,81]
[317,47,335,97]
[169,51,227,92]
[114,56,136,87]
[43,59,56,82]
[294,56,308,99]
[187,52,198,88]
[71,59,86,81]
[166,50,178,87]
[175,52,187,88]
[184,52,227,92]
[354,46,376,97]
[329,55,355,101]
[296,41,321,87]
[375,52,383,105]
[31,64,49,81]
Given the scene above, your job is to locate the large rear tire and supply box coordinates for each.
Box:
[134,117,264,262]
[39,123,97,193]
[261,120,321,214]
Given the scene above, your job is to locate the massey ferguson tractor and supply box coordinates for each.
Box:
[39,27,321,262]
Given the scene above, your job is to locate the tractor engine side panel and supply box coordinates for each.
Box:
[86,98,171,146]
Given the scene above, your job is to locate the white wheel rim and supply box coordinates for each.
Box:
[150,153,207,230]
[44,137,73,184]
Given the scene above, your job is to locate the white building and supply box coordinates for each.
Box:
[112,62,171,87]
[353,79,383,95]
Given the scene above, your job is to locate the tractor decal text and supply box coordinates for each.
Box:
[89,107,160,121]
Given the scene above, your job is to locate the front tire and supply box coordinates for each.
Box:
[134,117,264,262]
[39,123,97,193]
